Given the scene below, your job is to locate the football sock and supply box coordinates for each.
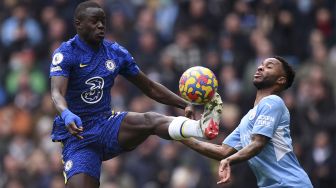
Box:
[181,119,203,138]
[168,117,203,140]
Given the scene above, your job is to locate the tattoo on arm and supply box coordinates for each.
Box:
[181,138,237,161]
[226,134,269,165]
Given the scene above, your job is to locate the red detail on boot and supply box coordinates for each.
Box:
[204,118,219,139]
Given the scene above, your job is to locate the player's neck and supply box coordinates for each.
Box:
[254,88,279,106]
[86,41,101,51]
[78,35,101,52]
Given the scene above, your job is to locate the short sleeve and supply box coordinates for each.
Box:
[252,97,283,138]
[223,127,242,151]
[118,45,140,77]
[49,50,72,78]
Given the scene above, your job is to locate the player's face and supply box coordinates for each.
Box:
[79,7,106,45]
[253,58,286,89]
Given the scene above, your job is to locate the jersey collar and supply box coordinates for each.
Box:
[74,35,103,53]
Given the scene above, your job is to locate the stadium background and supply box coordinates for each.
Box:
[0,0,335,187]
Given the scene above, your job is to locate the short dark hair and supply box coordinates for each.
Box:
[273,56,295,90]
[74,1,102,20]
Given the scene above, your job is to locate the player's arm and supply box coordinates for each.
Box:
[181,138,237,161]
[217,134,268,184]
[51,76,69,113]
[51,76,83,139]
[126,71,191,109]
[119,45,194,117]
[224,134,268,165]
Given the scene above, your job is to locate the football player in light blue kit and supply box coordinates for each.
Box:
[182,57,313,187]
[49,1,223,188]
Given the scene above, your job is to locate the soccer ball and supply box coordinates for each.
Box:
[179,66,218,104]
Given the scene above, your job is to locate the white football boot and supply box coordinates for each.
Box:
[200,92,223,139]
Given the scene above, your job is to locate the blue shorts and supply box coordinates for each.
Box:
[53,112,128,182]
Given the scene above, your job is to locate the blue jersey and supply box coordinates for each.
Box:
[50,35,140,141]
[223,95,312,188]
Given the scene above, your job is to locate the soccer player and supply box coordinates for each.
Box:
[49,1,222,188]
[182,57,313,187]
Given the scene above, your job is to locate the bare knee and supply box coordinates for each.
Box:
[142,112,173,137]
[143,112,161,129]
[144,112,173,128]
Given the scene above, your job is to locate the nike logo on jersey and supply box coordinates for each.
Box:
[79,63,88,68]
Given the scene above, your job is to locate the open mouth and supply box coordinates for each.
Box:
[98,33,104,37]
[254,72,262,78]
[97,31,105,38]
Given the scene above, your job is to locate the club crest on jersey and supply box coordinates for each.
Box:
[64,160,73,171]
[105,60,116,71]
[52,52,63,65]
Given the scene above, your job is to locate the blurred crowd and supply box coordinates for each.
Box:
[0,0,336,188]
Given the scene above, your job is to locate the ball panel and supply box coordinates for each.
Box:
[178,66,218,105]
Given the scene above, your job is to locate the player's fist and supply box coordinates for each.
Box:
[61,109,84,139]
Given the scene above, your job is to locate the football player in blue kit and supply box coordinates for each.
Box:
[49,1,223,188]
[182,57,313,188]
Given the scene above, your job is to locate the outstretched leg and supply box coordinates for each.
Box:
[118,112,174,150]
[118,93,223,150]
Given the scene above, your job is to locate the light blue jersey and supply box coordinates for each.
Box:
[223,95,313,188]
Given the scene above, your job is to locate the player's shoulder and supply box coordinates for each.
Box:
[57,37,77,52]
[103,39,130,55]
[259,95,285,109]
[51,37,78,66]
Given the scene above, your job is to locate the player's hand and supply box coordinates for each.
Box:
[61,109,84,139]
[185,103,195,119]
[217,158,231,184]
[66,122,84,140]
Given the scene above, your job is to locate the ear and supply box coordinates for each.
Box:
[277,76,286,86]
[74,19,81,29]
